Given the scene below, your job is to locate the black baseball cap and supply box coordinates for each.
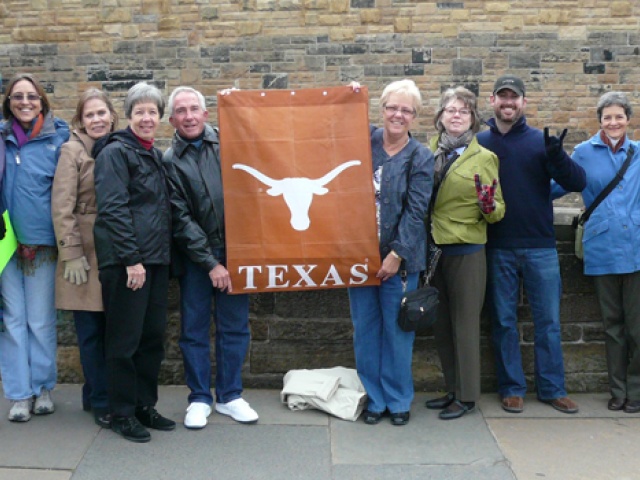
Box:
[493,74,525,97]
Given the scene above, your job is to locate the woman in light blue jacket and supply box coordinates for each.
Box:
[554,91,640,413]
[0,73,69,422]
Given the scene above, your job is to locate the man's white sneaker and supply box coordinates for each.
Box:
[184,402,212,429]
[8,399,32,422]
[33,389,55,415]
[215,398,259,424]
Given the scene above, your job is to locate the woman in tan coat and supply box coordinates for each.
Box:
[51,88,117,428]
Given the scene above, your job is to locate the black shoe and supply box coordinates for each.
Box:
[390,411,410,426]
[135,406,176,431]
[607,397,626,411]
[623,400,640,414]
[362,409,383,425]
[111,416,150,443]
[93,408,111,429]
[425,392,455,410]
[439,400,475,420]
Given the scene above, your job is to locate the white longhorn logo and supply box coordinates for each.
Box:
[233,160,361,231]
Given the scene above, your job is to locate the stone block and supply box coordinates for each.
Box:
[359,9,380,24]
[351,0,374,7]
[251,341,355,373]
[412,48,431,64]
[268,317,353,342]
[583,62,606,74]
[452,58,482,76]
[509,52,540,68]
[329,0,349,13]
[485,2,509,12]
[610,1,632,16]
[201,6,218,20]
[237,21,262,36]
[101,8,132,23]
[159,17,181,31]
[262,73,289,89]
[394,17,411,33]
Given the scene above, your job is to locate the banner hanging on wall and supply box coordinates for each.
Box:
[218,86,381,293]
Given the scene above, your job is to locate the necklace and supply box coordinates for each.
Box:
[384,136,410,156]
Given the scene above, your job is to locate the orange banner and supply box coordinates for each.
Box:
[218,86,381,293]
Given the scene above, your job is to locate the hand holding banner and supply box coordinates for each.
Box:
[218,86,381,293]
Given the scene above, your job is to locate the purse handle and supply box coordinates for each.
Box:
[578,144,635,226]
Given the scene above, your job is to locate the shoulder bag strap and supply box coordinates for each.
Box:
[579,144,635,225]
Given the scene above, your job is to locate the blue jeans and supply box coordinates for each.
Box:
[74,310,108,410]
[179,253,250,405]
[0,254,57,400]
[486,248,567,400]
[348,273,418,414]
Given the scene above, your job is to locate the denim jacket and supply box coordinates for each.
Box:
[370,126,434,273]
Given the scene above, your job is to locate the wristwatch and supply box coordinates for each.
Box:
[390,250,402,261]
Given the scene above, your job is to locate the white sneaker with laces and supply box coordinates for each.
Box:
[8,399,32,422]
[215,398,259,424]
[33,389,55,415]
[184,402,212,429]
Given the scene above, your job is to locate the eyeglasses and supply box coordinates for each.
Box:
[443,107,471,116]
[384,105,416,117]
[9,93,42,102]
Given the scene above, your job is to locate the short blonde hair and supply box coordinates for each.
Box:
[379,79,422,115]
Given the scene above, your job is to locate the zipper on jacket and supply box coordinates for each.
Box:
[16,153,20,164]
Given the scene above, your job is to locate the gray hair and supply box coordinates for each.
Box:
[434,86,482,134]
[124,82,165,119]
[168,86,207,116]
[379,79,422,114]
[596,91,633,122]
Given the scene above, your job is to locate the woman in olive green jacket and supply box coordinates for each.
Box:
[425,86,505,420]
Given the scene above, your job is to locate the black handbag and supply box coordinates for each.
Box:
[397,244,441,332]
[397,284,440,332]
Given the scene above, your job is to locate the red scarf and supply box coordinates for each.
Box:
[600,130,625,154]
[131,130,154,151]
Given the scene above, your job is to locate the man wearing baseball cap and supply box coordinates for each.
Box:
[477,74,586,414]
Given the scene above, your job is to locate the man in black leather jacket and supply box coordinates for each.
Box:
[162,87,259,430]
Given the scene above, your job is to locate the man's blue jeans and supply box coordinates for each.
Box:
[486,248,567,400]
[348,273,418,414]
[179,253,250,405]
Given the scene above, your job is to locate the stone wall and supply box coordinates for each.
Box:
[56,214,607,393]
[0,1,638,149]
[4,1,638,392]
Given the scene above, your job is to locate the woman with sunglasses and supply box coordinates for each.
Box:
[0,73,69,422]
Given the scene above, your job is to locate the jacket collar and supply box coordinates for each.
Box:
[485,115,527,135]
[72,129,96,155]
[172,124,219,158]
[589,130,632,153]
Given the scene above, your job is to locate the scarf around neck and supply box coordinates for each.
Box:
[599,130,625,154]
[12,114,44,148]
[433,130,474,184]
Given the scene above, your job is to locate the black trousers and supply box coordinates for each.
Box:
[99,264,169,417]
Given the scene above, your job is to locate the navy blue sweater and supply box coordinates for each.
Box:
[477,116,586,249]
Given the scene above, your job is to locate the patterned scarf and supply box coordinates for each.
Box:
[433,130,474,186]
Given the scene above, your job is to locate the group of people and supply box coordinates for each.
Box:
[0,75,257,443]
[0,71,637,444]
[349,74,639,426]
